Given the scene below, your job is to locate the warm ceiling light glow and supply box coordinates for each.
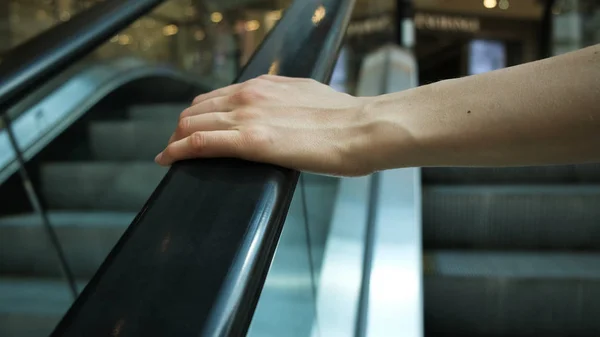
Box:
[110,35,119,43]
[483,0,497,8]
[266,9,282,21]
[118,34,132,45]
[162,24,179,36]
[245,20,260,31]
[194,30,205,41]
[211,12,223,23]
[312,5,326,25]
[499,0,509,9]
[59,11,71,21]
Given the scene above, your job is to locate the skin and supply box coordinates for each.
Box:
[155,44,600,176]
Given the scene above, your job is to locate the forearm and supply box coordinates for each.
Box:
[366,44,600,170]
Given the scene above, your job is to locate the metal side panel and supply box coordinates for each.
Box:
[366,168,423,337]
[0,57,213,185]
[0,211,134,278]
[310,176,371,337]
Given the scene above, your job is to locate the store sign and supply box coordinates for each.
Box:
[347,16,393,37]
[414,13,480,32]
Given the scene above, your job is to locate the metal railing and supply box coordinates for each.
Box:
[42,0,355,336]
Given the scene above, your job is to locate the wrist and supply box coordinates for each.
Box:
[351,92,425,172]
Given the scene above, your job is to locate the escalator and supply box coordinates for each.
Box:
[0,0,353,336]
[2,0,598,336]
[1,97,192,336]
[0,58,218,337]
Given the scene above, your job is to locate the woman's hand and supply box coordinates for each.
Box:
[155,75,378,176]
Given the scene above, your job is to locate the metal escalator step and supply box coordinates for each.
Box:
[423,163,600,184]
[0,277,87,337]
[423,185,600,249]
[0,211,134,278]
[41,162,168,211]
[89,120,177,160]
[424,251,600,337]
[127,103,188,120]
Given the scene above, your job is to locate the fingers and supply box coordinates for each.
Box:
[155,130,243,166]
[182,96,233,118]
[190,75,309,106]
[192,83,244,105]
[257,74,312,82]
[169,112,233,144]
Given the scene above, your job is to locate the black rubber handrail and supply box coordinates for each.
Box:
[0,0,165,112]
[50,0,355,336]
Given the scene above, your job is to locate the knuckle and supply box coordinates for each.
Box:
[190,132,206,150]
[180,107,194,118]
[215,113,232,126]
[241,79,258,91]
[249,77,266,85]
[232,88,262,104]
[192,94,204,105]
[258,74,274,81]
[177,117,191,133]
[232,108,255,122]
[163,144,176,158]
[244,126,272,148]
[206,98,218,111]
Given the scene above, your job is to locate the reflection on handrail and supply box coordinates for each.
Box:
[0,57,218,185]
[50,0,356,336]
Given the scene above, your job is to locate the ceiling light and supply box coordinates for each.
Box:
[483,0,497,9]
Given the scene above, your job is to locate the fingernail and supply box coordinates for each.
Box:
[154,152,163,164]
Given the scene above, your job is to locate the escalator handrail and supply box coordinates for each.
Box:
[0,0,165,112]
[50,0,355,336]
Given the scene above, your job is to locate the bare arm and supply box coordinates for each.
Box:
[155,44,600,176]
[368,43,600,170]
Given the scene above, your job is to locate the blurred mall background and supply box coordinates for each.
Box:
[0,1,598,337]
[1,0,598,89]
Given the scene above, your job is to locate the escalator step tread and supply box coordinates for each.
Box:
[0,210,136,227]
[425,251,600,278]
[89,120,176,160]
[0,277,87,313]
[0,277,87,337]
[423,185,600,249]
[41,162,168,211]
[0,211,134,278]
[425,251,600,337]
[423,163,600,184]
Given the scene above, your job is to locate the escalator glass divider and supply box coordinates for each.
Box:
[300,173,322,337]
[0,113,78,299]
